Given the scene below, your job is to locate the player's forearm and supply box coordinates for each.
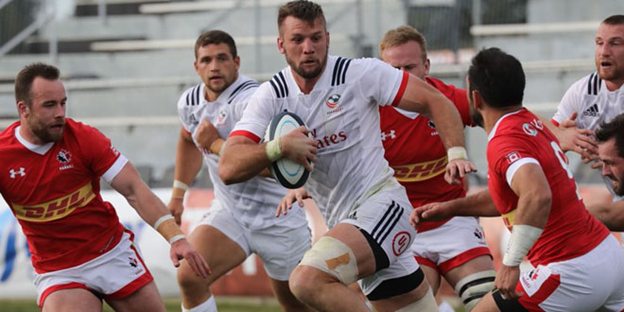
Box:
[452,189,500,217]
[587,200,624,231]
[428,92,466,150]
[514,192,551,229]
[219,140,272,184]
[174,135,203,186]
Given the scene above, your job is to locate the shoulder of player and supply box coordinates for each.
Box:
[568,72,601,96]
[178,83,203,108]
[225,76,260,104]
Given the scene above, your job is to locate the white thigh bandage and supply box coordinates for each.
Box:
[454,270,496,311]
[299,236,359,285]
[395,288,437,312]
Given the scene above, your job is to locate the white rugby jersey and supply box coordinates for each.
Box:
[553,72,624,202]
[231,55,409,227]
[177,75,307,230]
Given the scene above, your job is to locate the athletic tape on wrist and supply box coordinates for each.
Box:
[169,234,186,244]
[154,214,174,229]
[502,224,543,266]
[265,138,282,162]
[154,215,185,244]
[447,146,468,161]
[173,180,189,191]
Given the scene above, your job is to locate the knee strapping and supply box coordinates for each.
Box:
[395,288,437,312]
[299,236,359,285]
[454,270,496,311]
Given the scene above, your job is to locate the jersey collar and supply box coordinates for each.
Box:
[15,126,55,155]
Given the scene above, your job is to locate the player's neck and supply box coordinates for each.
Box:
[204,88,221,102]
[292,69,324,95]
[483,105,523,135]
[18,123,45,145]
[604,78,624,92]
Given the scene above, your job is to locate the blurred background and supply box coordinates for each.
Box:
[0,0,622,311]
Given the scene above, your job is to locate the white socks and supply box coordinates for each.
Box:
[181,295,217,312]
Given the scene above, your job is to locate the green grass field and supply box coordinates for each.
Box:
[0,297,281,312]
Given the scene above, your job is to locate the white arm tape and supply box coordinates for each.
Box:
[265,138,282,162]
[169,234,186,244]
[173,180,189,191]
[502,224,543,266]
[447,146,468,161]
[153,214,174,229]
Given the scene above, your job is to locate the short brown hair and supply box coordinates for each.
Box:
[602,15,624,26]
[15,62,60,106]
[194,30,237,59]
[596,114,624,159]
[379,25,427,60]
[277,0,326,34]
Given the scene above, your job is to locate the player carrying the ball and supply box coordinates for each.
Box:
[218,1,476,311]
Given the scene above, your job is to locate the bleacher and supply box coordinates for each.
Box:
[0,0,622,186]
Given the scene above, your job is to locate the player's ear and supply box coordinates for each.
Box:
[277,37,286,55]
[234,55,240,70]
[471,89,484,109]
[424,58,431,76]
[17,101,30,118]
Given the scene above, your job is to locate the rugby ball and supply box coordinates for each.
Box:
[265,111,311,189]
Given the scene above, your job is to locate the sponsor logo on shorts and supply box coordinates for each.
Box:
[392,231,411,256]
[11,182,96,222]
[392,156,447,182]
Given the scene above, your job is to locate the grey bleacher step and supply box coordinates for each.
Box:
[74,0,171,17]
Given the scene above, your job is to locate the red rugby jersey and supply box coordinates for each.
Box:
[380,77,473,232]
[0,118,125,273]
[487,108,609,266]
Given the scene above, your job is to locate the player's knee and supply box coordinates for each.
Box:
[454,270,496,311]
[177,262,211,291]
[288,265,320,301]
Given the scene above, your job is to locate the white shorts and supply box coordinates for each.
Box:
[199,200,311,281]
[342,184,420,296]
[411,217,491,275]
[517,235,624,312]
[34,230,152,307]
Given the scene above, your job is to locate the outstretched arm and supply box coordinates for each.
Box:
[410,189,499,227]
[397,74,476,184]
[110,162,210,278]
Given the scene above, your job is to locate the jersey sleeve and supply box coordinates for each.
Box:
[76,123,126,182]
[354,58,408,107]
[230,83,278,143]
[488,135,540,187]
[552,78,585,126]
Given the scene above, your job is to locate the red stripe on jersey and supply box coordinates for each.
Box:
[438,247,492,275]
[391,71,409,107]
[229,130,261,143]
[39,282,90,307]
[550,119,559,127]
